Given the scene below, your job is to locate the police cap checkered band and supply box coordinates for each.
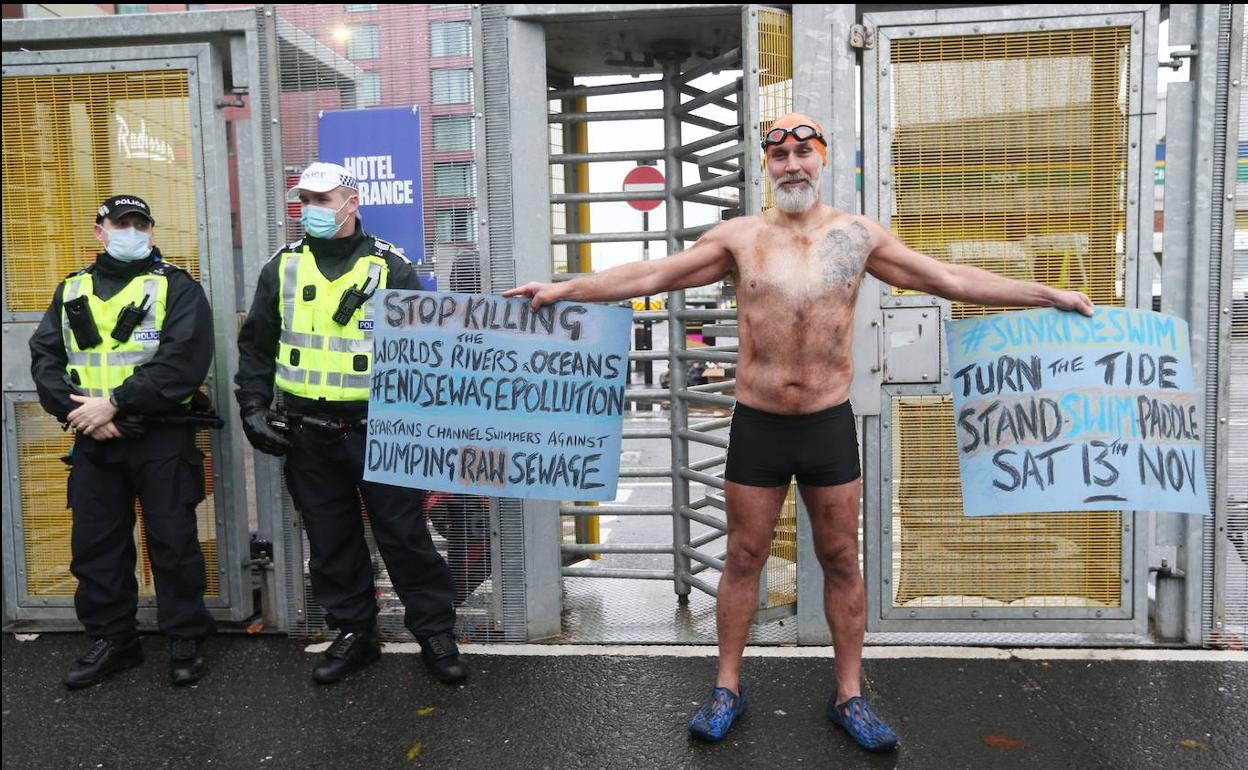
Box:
[287,161,358,200]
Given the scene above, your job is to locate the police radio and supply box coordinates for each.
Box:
[332,273,378,326]
[63,295,103,349]
[112,295,152,343]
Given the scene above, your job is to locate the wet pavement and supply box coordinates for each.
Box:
[3,634,1246,769]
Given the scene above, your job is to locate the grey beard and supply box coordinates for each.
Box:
[771,180,818,213]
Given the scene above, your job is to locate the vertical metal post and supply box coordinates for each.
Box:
[1210,2,1246,647]
[505,15,561,639]
[253,4,295,633]
[662,54,691,598]
[792,3,858,644]
[1156,3,1241,646]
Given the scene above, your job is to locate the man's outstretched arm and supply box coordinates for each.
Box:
[504,220,739,308]
[862,218,1094,316]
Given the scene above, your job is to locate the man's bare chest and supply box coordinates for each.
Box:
[735,220,872,302]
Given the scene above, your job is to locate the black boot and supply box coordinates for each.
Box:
[169,638,206,686]
[418,632,467,684]
[64,637,144,689]
[312,630,381,684]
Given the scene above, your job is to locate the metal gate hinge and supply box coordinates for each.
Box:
[850,24,875,50]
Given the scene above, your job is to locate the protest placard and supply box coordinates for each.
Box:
[947,307,1209,517]
[363,290,632,501]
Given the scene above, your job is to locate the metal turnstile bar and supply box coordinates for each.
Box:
[689,494,727,512]
[624,389,670,402]
[633,310,668,322]
[678,126,743,157]
[677,79,742,114]
[686,380,736,395]
[628,350,669,362]
[681,545,725,572]
[678,349,739,363]
[550,149,664,164]
[559,505,674,516]
[682,392,736,408]
[689,455,728,472]
[681,468,725,490]
[696,141,746,168]
[549,108,664,123]
[678,429,729,449]
[677,172,742,199]
[685,575,720,596]
[683,114,737,133]
[676,224,715,240]
[687,193,741,208]
[562,567,675,580]
[553,190,674,204]
[680,505,728,532]
[549,80,663,99]
[552,231,669,245]
[690,416,732,432]
[561,543,674,555]
[690,529,726,549]
[623,428,672,440]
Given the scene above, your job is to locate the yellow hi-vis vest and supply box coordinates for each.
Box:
[60,266,169,398]
[274,241,389,401]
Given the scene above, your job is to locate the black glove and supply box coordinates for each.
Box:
[115,414,148,439]
[241,407,292,456]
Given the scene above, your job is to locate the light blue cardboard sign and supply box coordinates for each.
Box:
[363,290,632,501]
[946,307,1209,517]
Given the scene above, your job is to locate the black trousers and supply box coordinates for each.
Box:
[284,425,455,638]
[68,430,215,641]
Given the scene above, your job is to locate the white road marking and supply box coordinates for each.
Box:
[304,642,1247,662]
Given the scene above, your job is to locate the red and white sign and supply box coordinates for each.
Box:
[622,165,665,212]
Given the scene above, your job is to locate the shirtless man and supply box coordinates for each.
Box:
[505,113,1094,752]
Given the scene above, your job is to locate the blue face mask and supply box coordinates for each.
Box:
[105,227,153,262]
[301,196,354,239]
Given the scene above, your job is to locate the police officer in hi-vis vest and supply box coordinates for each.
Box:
[235,162,465,685]
[29,195,216,688]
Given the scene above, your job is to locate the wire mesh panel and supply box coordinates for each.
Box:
[11,400,221,603]
[882,26,1134,613]
[891,397,1120,608]
[756,6,792,214]
[270,3,498,641]
[2,69,201,313]
[2,65,221,611]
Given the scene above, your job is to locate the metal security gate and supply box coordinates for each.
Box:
[259,4,507,643]
[1,36,252,628]
[861,6,1160,634]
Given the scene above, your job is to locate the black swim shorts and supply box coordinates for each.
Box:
[724,400,861,487]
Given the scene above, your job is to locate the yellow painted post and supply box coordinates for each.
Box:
[569,96,600,558]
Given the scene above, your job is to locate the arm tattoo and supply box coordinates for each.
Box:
[816,221,871,287]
